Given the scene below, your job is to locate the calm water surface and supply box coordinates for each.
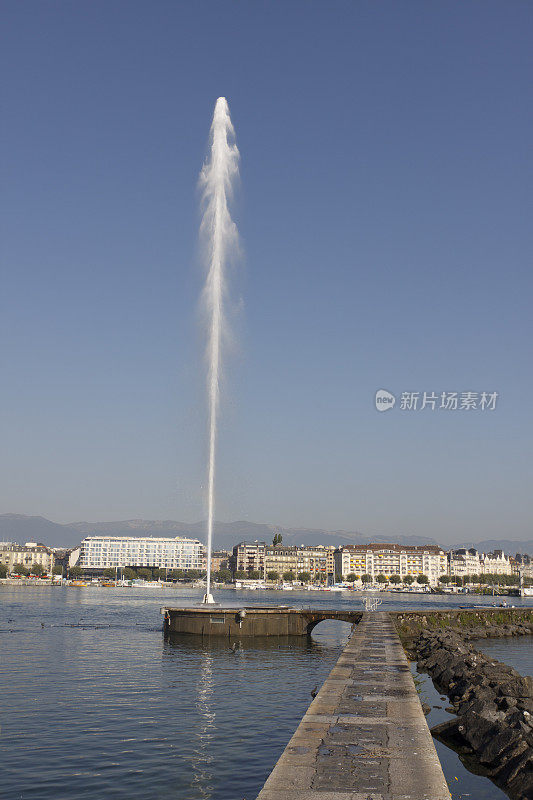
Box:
[1,586,531,800]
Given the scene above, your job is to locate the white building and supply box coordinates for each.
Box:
[79,536,205,571]
[480,550,512,576]
[449,548,482,578]
[334,544,448,587]
[0,542,55,573]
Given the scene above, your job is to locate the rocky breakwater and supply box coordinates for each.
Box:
[414,628,532,800]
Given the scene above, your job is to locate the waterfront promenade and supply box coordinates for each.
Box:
[256,611,451,800]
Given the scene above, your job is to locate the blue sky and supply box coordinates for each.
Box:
[1,1,532,544]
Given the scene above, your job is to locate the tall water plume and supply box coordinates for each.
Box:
[199,97,240,603]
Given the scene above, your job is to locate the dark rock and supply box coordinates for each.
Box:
[402,616,533,800]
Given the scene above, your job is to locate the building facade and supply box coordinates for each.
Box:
[513,554,533,580]
[480,550,512,576]
[263,545,297,577]
[0,542,55,573]
[232,542,267,574]
[233,542,336,582]
[210,550,231,572]
[334,544,448,587]
[78,536,205,571]
[449,548,482,578]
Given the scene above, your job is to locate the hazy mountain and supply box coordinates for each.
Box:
[0,514,531,555]
[0,514,81,547]
[453,539,533,556]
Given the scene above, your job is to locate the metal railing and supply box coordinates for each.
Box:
[363,596,383,612]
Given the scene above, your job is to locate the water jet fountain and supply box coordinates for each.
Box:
[198,97,240,604]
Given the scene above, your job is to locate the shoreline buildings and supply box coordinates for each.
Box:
[231,542,336,582]
[334,543,448,587]
[449,548,513,578]
[0,531,527,585]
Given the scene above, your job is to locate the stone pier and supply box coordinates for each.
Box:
[256,612,451,800]
[162,606,362,637]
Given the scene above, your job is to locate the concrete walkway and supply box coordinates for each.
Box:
[256,612,451,800]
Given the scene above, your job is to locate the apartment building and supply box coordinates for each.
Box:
[513,554,533,579]
[334,544,448,587]
[263,545,297,576]
[232,542,336,581]
[78,536,205,571]
[0,542,55,573]
[449,548,482,578]
[210,550,231,572]
[231,541,267,574]
[480,550,512,576]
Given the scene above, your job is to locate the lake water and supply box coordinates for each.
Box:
[1,585,531,800]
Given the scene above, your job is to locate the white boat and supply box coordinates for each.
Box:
[234,580,267,590]
[131,579,163,588]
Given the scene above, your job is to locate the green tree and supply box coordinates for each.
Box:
[346,573,357,582]
[417,574,429,584]
[297,571,311,583]
[138,568,153,581]
[214,568,232,583]
[376,574,387,584]
[389,574,402,584]
[188,569,206,581]
[123,567,136,581]
[69,566,83,578]
[0,564,7,578]
[282,571,295,582]
[103,568,116,579]
[361,573,372,583]
[272,533,283,546]
[267,571,280,581]
[52,565,63,576]
[248,570,261,580]
[234,570,247,579]
[438,574,451,584]
[403,575,414,585]
[31,564,45,576]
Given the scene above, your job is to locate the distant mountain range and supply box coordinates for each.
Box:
[0,513,531,556]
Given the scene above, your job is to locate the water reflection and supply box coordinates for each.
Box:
[191,650,216,799]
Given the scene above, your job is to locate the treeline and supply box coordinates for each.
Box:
[1,563,63,578]
[93,567,207,581]
[66,566,234,582]
[438,573,528,587]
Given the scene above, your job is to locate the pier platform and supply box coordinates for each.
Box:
[162,605,362,636]
[256,611,451,800]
